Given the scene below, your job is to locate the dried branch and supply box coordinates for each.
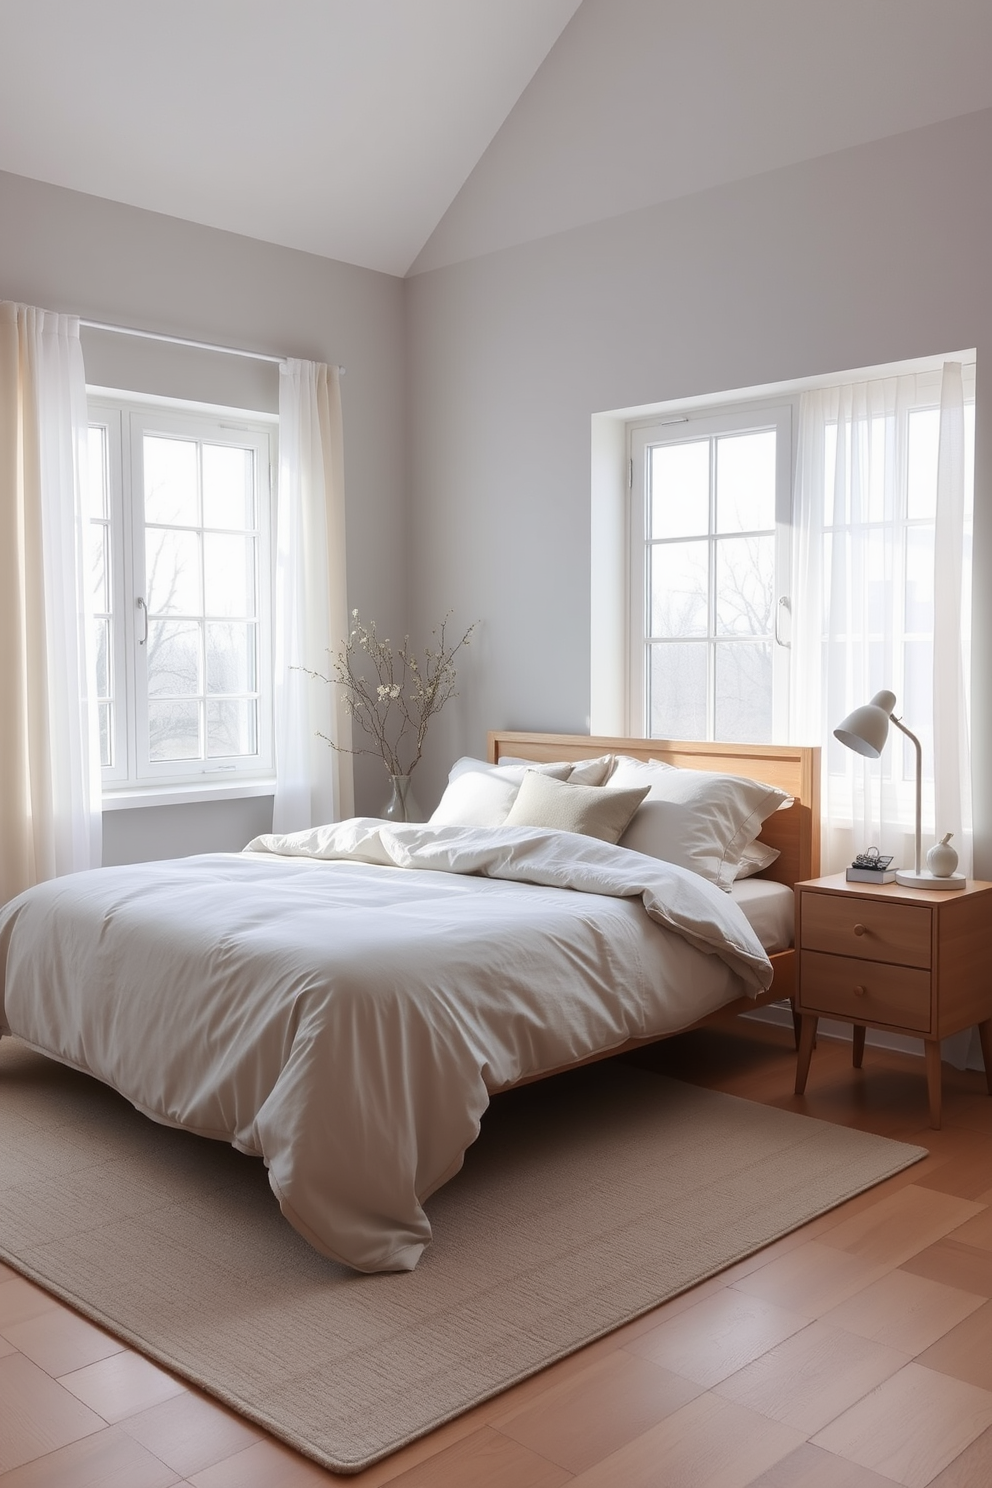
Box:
[300,610,476,778]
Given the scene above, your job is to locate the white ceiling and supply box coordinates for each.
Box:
[2,0,992,280]
[0,0,581,277]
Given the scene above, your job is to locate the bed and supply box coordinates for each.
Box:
[489,732,821,1058]
[0,732,820,1274]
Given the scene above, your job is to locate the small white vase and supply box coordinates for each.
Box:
[382,775,422,823]
[926,832,959,878]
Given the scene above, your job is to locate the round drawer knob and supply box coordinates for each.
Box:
[853,984,866,997]
[853,923,866,936]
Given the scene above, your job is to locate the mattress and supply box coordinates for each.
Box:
[730,877,795,955]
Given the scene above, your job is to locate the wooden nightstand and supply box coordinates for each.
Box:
[794,873,992,1128]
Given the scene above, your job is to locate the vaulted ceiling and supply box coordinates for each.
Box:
[2,0,991,279]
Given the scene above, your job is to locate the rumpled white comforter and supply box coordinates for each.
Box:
[0,820,771,1272]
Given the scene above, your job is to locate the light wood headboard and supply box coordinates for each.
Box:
[488,731,820,888]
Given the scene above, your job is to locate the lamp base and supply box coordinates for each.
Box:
[894,869,967,891]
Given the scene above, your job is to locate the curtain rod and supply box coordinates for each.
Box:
[79,318,345,373]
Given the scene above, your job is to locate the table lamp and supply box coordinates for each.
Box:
[833,690,966,889]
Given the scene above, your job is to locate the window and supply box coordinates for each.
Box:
[629,404,792,742]
[88,397,275,793]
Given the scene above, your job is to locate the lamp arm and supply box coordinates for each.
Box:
[889,714,923,875]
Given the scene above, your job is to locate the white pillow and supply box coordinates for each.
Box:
[446,755,571,785]
[429,770,521,827]
[615,769,791,890]
[734,839,781,879]
[608,756,677,790]
[498,753,614,787]
[430,757,571,828]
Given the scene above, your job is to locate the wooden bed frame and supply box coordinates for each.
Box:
[487,731,821,1075]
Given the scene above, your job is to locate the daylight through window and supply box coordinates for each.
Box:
[88,398,275,791]
[629,405,792,742]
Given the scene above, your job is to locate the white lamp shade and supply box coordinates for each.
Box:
[833,689,897,759]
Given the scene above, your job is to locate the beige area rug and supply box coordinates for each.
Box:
[0,1036,925,1474]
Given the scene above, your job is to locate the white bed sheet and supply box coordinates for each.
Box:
[730,878,795,955]
[0,820,772,1273]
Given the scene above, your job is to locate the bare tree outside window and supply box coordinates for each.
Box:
[637,420,785,742]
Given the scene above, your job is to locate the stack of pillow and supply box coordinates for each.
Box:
[428,752,789,892]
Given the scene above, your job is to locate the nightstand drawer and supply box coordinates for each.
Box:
[799,950,932,1031]
[799,894,932,968]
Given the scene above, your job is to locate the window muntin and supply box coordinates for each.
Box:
[90,398,274,791]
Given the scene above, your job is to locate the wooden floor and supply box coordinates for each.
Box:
[4,1019,992,1486]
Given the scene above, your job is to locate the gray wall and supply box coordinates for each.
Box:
[7,106,992,866]
[0,168,409,859]
[406,107,992,877]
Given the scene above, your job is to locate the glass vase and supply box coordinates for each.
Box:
[382,775,422,824]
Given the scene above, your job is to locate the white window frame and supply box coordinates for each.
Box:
[627,400,794,742]
[90,393,276,797]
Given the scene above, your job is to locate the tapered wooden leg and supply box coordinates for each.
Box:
[791,1000,817,1051]
[925,1039,943,1130]
[795,1014,818,1095]
[978,1020,992,1097]
[852,1024,866,1069]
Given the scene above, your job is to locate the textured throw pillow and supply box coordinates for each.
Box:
[733,839,781,880]
[499,753,615,787]
[503,771,649,843]
[430,757,572,827]
[615,769,791,890]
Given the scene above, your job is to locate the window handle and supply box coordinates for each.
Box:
[774,595,791,648]
[136,597,148,646]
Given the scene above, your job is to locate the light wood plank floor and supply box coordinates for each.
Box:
[3,1018,992,1487]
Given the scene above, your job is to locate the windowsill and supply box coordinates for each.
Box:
[102,778,275,811]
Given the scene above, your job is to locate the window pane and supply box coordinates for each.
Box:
[202,445,254,530]
[206,622,256,695]
[865,528,889,635]
[868,415,887,524]
[89,524,108,613]
[716,430,775,532]
[714,642,772,742]
[908,409,939,521]
[207,699,257,758]
[650,540,708,637]
[148,700,201,760]
[94,617,109,698]
[651,441,709,539]
[147,619,201,697]
[824,423,838,527]
[903,635,934,782]
[98,702,112,768]
[88,427,108,519]
[144,436,198,526]
[146,528,202,615]
[204,534,255,618]
[905,526,934,634]
[649,642,707,739]
[715,535,774,636]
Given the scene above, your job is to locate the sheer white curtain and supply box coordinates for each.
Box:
[273,359,353,832]
[0,301,101,903]
[790,362,973,877]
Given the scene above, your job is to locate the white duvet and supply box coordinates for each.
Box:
[0,820,772,1272]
